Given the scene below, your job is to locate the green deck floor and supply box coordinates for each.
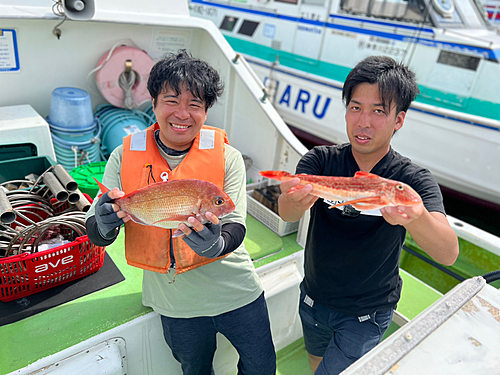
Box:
[277,338,313,375]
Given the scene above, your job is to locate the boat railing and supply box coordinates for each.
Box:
[232,53,267,97]
[411,101,500,130]
[442,27,499,46]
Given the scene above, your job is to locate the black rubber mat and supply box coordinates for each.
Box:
[0,252,125,327]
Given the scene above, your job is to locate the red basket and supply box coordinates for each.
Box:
[0,236,105,302]
[0,193,105,302]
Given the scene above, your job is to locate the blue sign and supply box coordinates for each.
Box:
[0,29,20,72]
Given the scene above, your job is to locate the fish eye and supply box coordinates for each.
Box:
[214,196,225,206]
[396,185,404,191]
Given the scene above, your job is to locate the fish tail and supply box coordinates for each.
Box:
[259,170,293,181]
[93,177,110,197]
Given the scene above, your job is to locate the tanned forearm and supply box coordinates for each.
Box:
[405,211,459,266]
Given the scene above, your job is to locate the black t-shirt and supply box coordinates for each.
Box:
[297,144,445,316]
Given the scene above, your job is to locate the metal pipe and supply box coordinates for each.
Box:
[43,172,69,202]
[68,191,81,204]
[0,189,16,224]
[74,189,92,212]
[53,164,78,191]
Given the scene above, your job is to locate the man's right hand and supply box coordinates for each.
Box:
[95,188,129,238]
[278,178,318,222]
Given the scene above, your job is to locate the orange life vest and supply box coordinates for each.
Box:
[121,123,229,276]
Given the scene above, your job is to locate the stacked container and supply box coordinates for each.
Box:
[46,87,102,171]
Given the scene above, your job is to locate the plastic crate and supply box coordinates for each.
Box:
[0,236,105,302]
[0,195,105,302]
[247,190,299,237]
[0,155,56,184]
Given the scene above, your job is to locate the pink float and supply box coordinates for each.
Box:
[95,46,154,108]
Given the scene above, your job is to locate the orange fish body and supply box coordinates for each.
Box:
[259,170,422,211]
[94,178,235,228]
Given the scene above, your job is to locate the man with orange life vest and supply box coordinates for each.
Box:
[85,50,276,375]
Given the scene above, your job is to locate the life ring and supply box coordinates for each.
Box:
[94,46,154,109]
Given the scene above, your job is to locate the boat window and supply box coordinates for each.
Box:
[341,0,371,15]
[472,0,493,26]
[402,0,429,23]
[220,16,239,32]
[340,0,433,26]
[275,0,299,4]
[238,20,259,36]
[437,50,480,71]
[370,0,409,19]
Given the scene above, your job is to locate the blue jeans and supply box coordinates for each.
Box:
[299,283,393,375]
[160,292,276,375]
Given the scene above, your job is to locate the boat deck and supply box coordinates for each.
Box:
[0,213,442,374]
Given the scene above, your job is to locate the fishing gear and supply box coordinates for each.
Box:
[53,164,78,192]
[0,164,93,258]
[0,189,16,225]
[43,172,69,202]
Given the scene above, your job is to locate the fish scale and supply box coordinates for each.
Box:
[259,170,422,211]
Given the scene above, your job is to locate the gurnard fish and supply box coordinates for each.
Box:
[259,170,422,211]
[94,178,235,230]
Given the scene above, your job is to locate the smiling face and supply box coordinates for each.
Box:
[153,85,208,151]
[345,83,405,171]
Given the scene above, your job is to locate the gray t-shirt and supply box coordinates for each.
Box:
[86,142,263,318]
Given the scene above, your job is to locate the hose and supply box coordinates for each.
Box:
[119,69,137,110]
[482,269,500,284]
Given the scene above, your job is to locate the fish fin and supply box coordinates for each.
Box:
[152,215,193,225]
[328,196,386,210]
[128,214,150,226]
[172,229,186,238]
[353,171,380,179]
[93,177,110,198]
[259,170,293,181]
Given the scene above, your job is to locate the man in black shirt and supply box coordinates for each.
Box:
[277,56,459,375]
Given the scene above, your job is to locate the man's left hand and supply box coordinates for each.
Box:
[179,212,225,258]
[380,203,424,226]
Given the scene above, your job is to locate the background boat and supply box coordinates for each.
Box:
[1,0,500,374]
[189,0,500,208]
[483,0,500,22]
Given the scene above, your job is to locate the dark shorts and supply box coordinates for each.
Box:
[299,283,393,375]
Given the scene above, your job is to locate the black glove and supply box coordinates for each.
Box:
[95,191,124,239]
[182,221,225,258]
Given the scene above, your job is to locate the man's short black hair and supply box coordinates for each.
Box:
[147,49,224,109]
[342,56,420,114]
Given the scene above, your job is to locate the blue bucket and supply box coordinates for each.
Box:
[95,104,151,155]
[48,87,94,129]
